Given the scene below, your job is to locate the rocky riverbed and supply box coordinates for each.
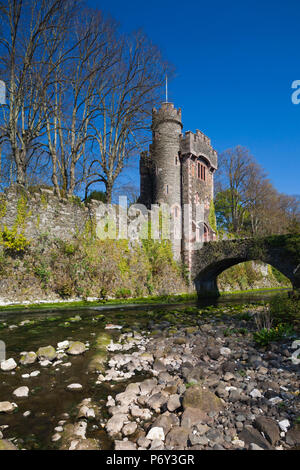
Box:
[0,300,299,450]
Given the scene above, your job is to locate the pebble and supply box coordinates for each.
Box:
[13,386,29,398]
[67,383,83,391]
[146,427,165,441]
[1,358,17,371]
[250,389,262,398]
[278,419,290,432]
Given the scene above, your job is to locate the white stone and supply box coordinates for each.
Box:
[54,426,64,432]
[0,401,18,413]
[105,324,123,330]
[13,386,29,398]
[232,439,245,448]
[67,383,82,391]
[220,347,231,356]
[278,419,290,432]
[249,443,264,450]
[291,340,300,349]
[23,411,31,417]
[146,427,165,441]
[269,397,283,405]
[250,389,262,398]
[22,374,30,379]
[225,386,237,392]
[1,358,17,371]
[290,349,300,365]
[51,433,62,442]
[39,360,51,367]
[57,340,69,350]
[52,360,63,367]
[30,370,40,377]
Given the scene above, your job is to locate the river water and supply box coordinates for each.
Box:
[0,289,290,450]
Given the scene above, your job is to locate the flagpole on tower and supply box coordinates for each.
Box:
[165,75,168,103]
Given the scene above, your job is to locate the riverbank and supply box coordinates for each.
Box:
[0,287,291,313]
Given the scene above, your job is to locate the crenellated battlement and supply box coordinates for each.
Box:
[180,129,218,169]
[152,102,182,129]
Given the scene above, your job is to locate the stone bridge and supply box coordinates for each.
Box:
[191,234,300,296]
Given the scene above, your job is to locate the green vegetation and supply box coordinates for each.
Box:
[85,190,107,204]
[0,226,30,253]
[253,323,295,347]
[218,260,290,292]
[269,294,300,328]
[208,199,217,234]
[252,292,299,346]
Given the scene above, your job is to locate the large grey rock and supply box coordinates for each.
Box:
[106,413,128,436]
[167,394,181,412]
[238,426,272,450]
[147,393,168,413]
[165,426,189,449]
[286,425,300,447]
[151,412,179,435]
[67,341,86,356]
[181,408,208,428]
[254,416,280,446]
[37,345,57,361]
[122,422,137,436]
[182,384,223,413]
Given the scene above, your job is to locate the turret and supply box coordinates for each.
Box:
[150,103,183,208]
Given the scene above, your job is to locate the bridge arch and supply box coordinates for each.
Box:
[191,235,300,296]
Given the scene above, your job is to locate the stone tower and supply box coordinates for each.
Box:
[139,101,218,266]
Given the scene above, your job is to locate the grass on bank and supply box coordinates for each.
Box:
[0,286,293,313]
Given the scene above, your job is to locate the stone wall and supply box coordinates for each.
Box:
[0,186,161,246]
[0,186,94,241]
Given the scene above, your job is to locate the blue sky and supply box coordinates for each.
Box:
[87,0,300,196]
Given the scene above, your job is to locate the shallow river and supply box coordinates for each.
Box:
[0,290,289,450]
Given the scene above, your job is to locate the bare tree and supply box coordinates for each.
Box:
[216,145,266,234]
[43,8,118,197]
[0,0,72,187]
[86,31,167,203]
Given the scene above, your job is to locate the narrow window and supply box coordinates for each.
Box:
[197,162,201,179]
[203,166,206,181]
[166,185,169,194]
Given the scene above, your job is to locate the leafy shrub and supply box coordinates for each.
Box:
[115,288,131,299]
[55,279,73,298]
[0,226,30,253]
[85,190,106,204]
[99,287,108,300]
[269,294,300,328]
[253,323,294,347]
[63,242,76,256]
[34,263,51,288]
